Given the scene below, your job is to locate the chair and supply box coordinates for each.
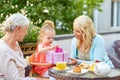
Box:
[25,64,32,77]
[26,53,52,80]
[112,40,120,59]
[108,40,120,68]
[108,53,120,68]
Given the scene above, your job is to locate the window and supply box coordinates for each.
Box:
[111,0,120,27]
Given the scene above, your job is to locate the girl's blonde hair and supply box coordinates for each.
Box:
[73,15,96,53]
[38,20,55,43]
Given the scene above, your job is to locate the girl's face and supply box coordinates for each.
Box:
[42,30,55,45]
[73,26,83,40]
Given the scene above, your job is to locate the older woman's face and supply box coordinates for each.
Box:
[73,26,83,40]
[16,26,28,41]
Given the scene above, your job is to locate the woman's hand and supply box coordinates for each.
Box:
[67,58,77,65]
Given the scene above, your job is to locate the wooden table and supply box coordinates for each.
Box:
[48,66,120,80]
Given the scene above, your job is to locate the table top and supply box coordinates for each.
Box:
[48,66,120,80]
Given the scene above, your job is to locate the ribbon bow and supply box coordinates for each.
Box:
[55,47,63,53]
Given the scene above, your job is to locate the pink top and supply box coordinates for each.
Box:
[34,43,54,76]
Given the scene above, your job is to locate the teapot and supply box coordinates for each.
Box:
[94,62,111,75]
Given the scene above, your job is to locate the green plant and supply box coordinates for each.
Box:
[0,0,103,35]
[19,26,40,44]
[0,29,4,38]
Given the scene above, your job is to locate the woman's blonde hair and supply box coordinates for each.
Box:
[38,20,55,43]
[73,15,96,53]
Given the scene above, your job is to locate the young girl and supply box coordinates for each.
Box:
[33,20,57,77]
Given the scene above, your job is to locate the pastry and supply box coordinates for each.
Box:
[73,66,81,73]
[78,62,90,69]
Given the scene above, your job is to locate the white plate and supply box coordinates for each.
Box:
[67,69,89,74]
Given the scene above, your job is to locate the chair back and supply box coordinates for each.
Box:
[113,40,120,59]
[29,53,36,74]
[108,53,120,68]
[25,65,32,77]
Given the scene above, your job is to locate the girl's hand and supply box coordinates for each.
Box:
[51,41,58,50]
[67,58,77,65]
[50,44,58,50]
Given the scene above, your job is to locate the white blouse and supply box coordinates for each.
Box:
[78,50,90,61]
[0,39,36,80]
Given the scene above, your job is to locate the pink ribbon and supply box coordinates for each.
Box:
[55,47,63,53]
[52,52,54,64]
[55,47,64,62]
[52,47,64,64]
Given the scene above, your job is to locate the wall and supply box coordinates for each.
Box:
[22,33,120,56]
[101,32,120,55]
[94,0,112,33]
[55,33,120,55]
[55,34,74,54]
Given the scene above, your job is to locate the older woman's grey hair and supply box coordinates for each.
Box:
[2,13,30,32]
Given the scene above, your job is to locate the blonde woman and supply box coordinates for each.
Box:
[68,15,114,68]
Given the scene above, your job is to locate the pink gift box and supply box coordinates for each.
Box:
[46,48,69,64]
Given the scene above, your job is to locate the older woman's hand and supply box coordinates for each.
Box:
[67,58,77,65]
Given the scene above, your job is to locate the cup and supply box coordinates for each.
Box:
[56,62,67,70]
[89,63,95,71]
[94,62,111,75]
[89,61,100,71]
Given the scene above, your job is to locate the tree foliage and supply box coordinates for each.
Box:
[0,0,103,34]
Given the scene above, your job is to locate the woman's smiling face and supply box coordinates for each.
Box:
[73,26,83,40]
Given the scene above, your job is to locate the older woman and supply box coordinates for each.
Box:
[68,15,114,68]
[0,13,41,80]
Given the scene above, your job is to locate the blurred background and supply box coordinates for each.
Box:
[0,0,103,35]
[1,0,120,55]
